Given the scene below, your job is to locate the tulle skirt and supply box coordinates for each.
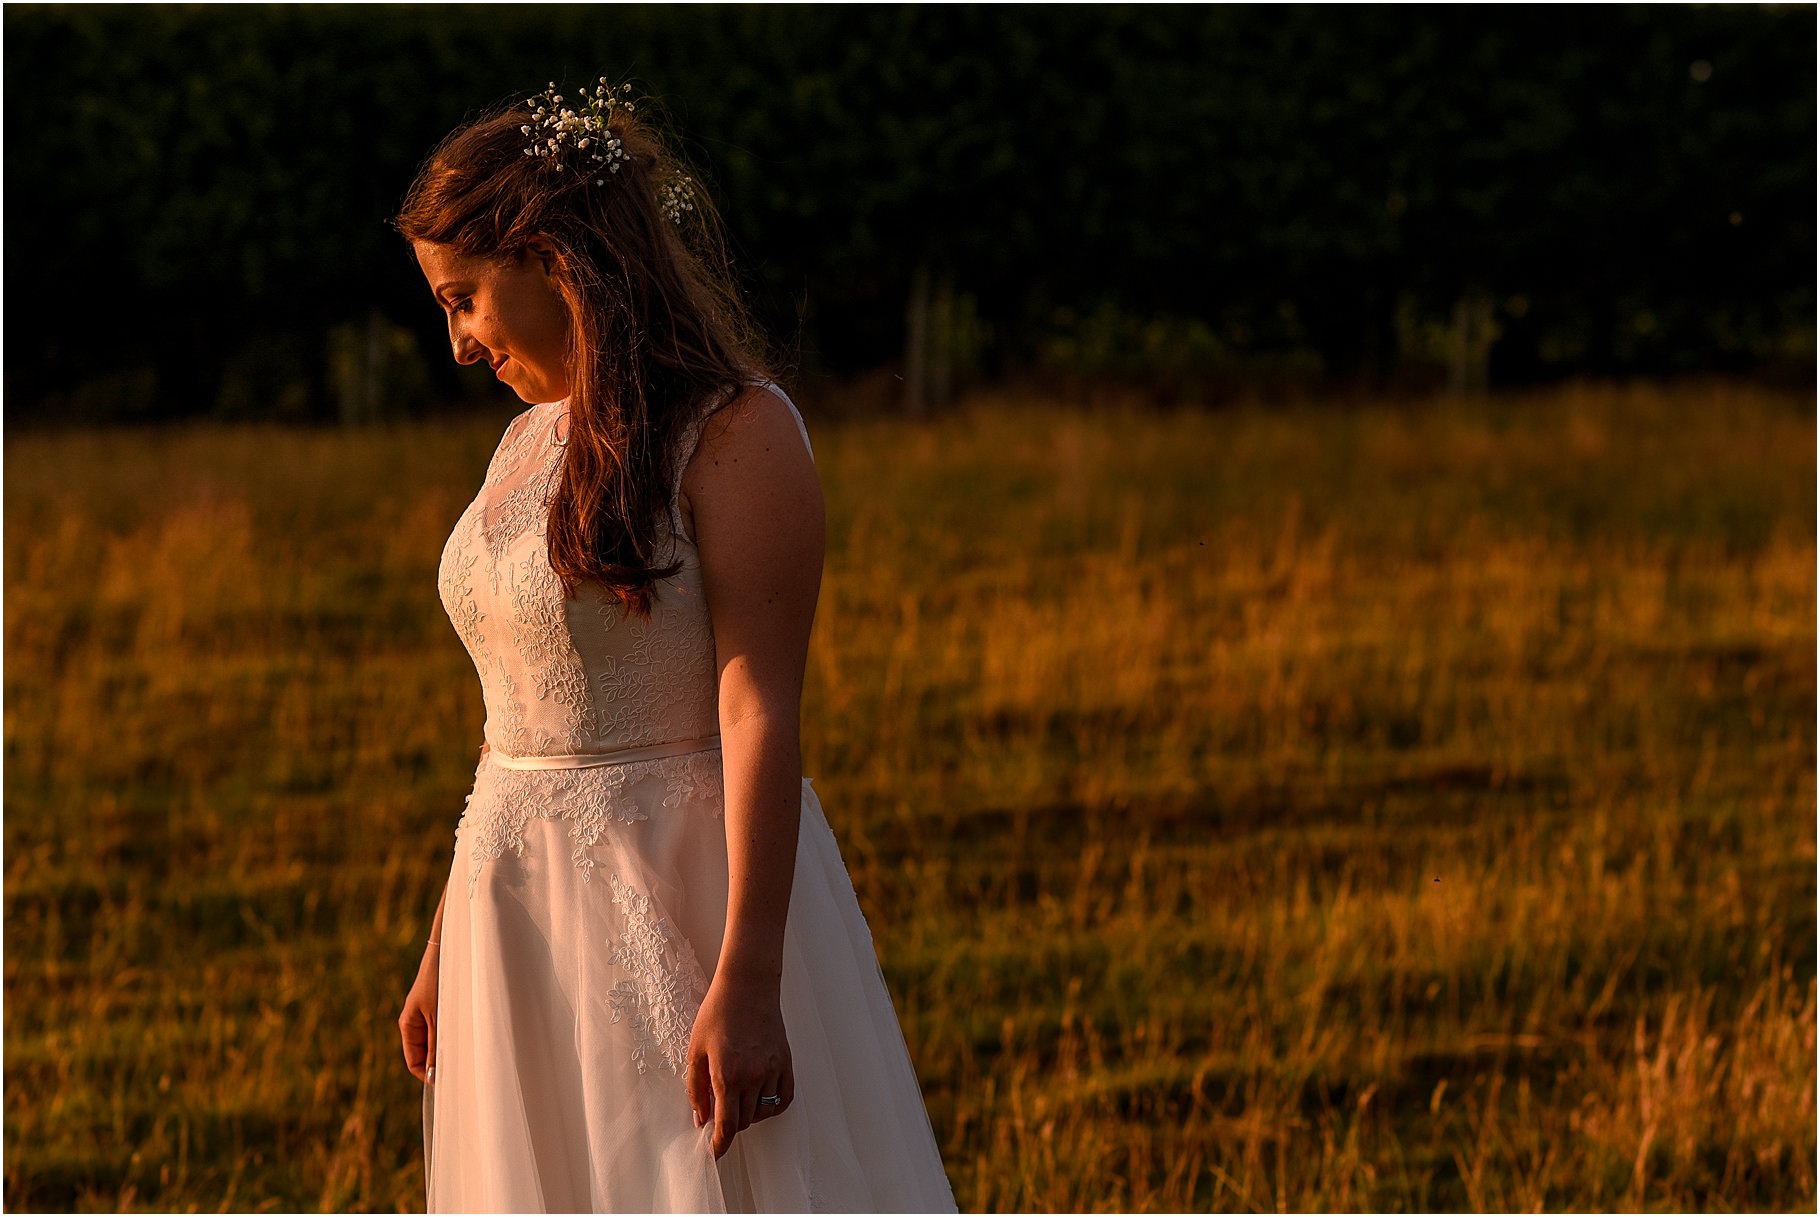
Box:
[424,760,956,1213]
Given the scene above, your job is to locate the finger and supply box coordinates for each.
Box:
[399,1011,425,1080]
[754,1080,781,1121]
[426,1011,438,1082]
[736,1082,760,1135]
[713,1070,738,1158]
[758,1066,794,1119]
[687,1046,713,1130]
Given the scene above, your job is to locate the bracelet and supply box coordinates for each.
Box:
[426,939,441,948]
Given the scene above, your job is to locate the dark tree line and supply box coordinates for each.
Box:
[4,4,1812,422]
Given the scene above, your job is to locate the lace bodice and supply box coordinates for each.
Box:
[437,398,721,760]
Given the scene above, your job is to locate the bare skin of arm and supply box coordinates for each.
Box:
[399,885,447,1084]
[681,386,826,1158]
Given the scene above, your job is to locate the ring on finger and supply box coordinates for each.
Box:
[758,1093,783,1106]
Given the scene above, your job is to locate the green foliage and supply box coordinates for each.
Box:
[4,6,1814,420]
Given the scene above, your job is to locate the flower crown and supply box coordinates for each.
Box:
[521,78,695,224]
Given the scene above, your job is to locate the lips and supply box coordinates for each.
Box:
[490,357,509,378]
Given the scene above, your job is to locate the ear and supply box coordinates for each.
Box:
[523,236,559,277]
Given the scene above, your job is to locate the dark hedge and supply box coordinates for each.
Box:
[4,4,1813,420]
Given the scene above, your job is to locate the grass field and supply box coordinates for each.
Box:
[5,379,1814,1212]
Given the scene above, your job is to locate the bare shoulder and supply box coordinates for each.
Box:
[689,384,811,476]
[679,385,820,540]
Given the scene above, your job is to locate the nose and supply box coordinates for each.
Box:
[449,316,484,365]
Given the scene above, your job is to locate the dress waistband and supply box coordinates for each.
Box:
[486,734,721,771]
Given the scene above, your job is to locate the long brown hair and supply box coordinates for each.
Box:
[394,94,767,616]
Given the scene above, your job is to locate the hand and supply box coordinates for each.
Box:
[685,974,794,1158]
[398,944,440,1084]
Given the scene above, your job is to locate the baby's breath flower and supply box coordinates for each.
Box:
[659,175,696,224]
[522,77,633,179]
[522,73,694,213]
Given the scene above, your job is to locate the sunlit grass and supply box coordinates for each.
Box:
[6,379,1814,1211]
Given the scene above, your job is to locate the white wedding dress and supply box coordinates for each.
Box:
[424,386,957,1212]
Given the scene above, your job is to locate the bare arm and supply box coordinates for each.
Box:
[681,385,825,1156]
[398,884,447,1083]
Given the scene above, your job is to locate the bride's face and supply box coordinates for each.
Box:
[414,239,571,405]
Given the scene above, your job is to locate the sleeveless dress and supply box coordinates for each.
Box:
[423,386,957,1213]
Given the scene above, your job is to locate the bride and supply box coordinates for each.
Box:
[391,80,957,1213]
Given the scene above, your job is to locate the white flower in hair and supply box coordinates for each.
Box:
[523,78,634,175]
[659,176,696,225]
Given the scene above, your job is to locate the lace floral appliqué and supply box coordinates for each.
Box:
[483,405,552,490]
[591,590,718,748]
[511,554,598,745]
[455,751,723,895]
[606,872,710,1075]
[438,505,487,655]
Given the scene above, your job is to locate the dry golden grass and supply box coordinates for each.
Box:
[5,379,1814,1211]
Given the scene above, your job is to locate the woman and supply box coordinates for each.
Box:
[392,81,956,1213]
